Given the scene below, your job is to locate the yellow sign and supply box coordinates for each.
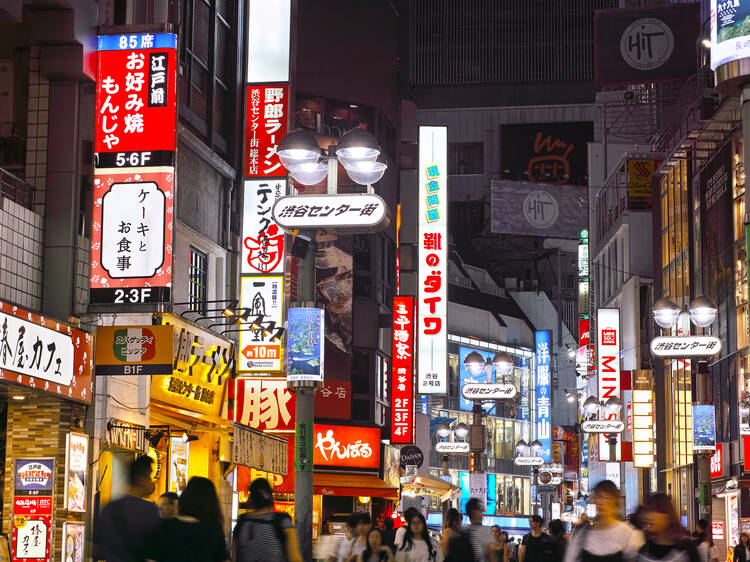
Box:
[150,314,234,417]
[627,159,658,198]
[96,325,174,375]
[13,516,26,529]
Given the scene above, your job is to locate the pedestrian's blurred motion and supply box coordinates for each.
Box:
[395,511,443,562]
[465,498,495,562]
[158,492,179,519]
[93,455,160,562]
[357,528,394,562]
[548,519,567,562]
[693,519,718,562]
[563,480,644,562]
[233,477,302,562]
[441,507,468,561]
[147,476,228,562]
[636,492,698,562]
[384,518,397,553]
[733,533,750,562]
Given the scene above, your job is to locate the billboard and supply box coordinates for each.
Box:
[391,296,416,444]
[500,122,593,185]
[711,0,750,71]
[287,308,325,383]
[490,180,587,239]
[693,404,717,452]
[597,308,622,461]
[535,331,552,463]
[242,179,286,275]
[239,276,284,372]
[595,4,699,85]
[418,126,448,394]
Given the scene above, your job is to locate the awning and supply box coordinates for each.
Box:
[314,473,398,499]
[402,475,460,502]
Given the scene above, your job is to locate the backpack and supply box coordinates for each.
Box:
[233,512,290,562]
[445,529,476,562]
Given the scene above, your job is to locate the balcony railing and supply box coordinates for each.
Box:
[0,168,34,210]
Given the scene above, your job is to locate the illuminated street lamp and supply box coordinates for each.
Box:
[689,296,718,328]
[652,297,682,330]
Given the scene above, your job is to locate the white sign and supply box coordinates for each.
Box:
[418,126,448,394]
[650,336,722,358]
[461,383,518,401]
[435,441,470,453]
[581,420,625,433]
[242,179,286,275]
[100,181,166,278]
[605,462,621,486]
[469,472,487,508]
[272,193,390,233]
[620,18,674,70]
[247,0,290,83]
[16,519,47,558]
[233,423,288,475]
[514,456,545,466]
[239,276,284,372]
[64,432,89,512]
[0,310,74,387]
[578,243,589,277]
[597,308,621,461]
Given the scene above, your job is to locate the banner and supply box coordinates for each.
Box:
[491,180,587,238]
[595,4,699,85]
[391,296,415,444]
[287,308,325,383]
[535,331,552,463]
[239,276,284,372]
[597,308,622,461]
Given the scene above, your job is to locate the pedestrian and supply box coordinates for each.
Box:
[734,534,750,562]
[384,518,397,553]
[442,507,473,562]
[548,520,566,562]
[93,455,161,562]
[345,513,374,562]
[636,493,698,562]
[395,511,443,562]
[158,492,179,519]
[563,480,643,562]
[358,528,395,562]
[147,476,228,562]
[465,498,496,562]
[332,515,359,562]
[693,520,709,543]
[232,477,302,562]
[395,508,420,549]
[520,516,553,562]
[696,528,718,562]
[499,532,514,562]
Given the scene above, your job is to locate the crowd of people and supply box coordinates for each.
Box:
[91,459,730,562]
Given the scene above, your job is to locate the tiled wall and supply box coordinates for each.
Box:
[24,46,49,214]
[0,197,43,310]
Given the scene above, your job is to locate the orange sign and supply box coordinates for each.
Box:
[314,424,381,469]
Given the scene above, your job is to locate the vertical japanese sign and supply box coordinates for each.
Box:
[232,377,296,431]
[535,330,552,463]
[242,179,286,275]
[92,33,177,305]
[632,370,654,468]
[245,85,289,177]
[597,308,621,461]
[12,459,54,562]
[391,296,415,444]
[239,276,284,372]
[64,433,89,512]
[418,126,448,394]
[286,308,325,383]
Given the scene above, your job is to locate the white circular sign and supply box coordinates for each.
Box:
[522,190,558,229]
[620,18,674,71]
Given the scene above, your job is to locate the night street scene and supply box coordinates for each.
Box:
[0,0,746,560]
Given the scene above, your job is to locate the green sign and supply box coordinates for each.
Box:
[295,420,314,473]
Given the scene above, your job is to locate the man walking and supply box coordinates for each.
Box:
[519,516,553,562]
[465,498,496,562]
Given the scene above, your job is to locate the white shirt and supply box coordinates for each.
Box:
[563,522,644,562]
[395,538,444,562]
[395,526,407,548]
[334,536,366,562]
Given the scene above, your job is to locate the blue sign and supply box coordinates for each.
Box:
[460,471,471,512]
[459,346,500,411]
[486,473,497,515]
[535,331,552,462]
[14,459,54,495]
[692,404,716,452]
[287,308,325,382]
[582,440,589,464]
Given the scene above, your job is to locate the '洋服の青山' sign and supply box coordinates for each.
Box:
[597,308,621,461]
[535,331,552,462]
[418,126,448,394]
[91,33,177,306]
[391,296,415,444]
[0,301,93,403]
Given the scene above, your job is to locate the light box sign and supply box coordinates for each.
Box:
[391,296,415,444]
[246,0,291,83]
[273,194,390,233]
[232,376,295,432]
[418,126,448,394]
[239,276,284,372]
[245,84,289,177]
[693,404,717,452]
[286,308,325,383]
[64,432,89,512]
[711,0,750,71]
[12,458,53,562]
[597,308,621,461]
[242,179,286,275]
[169,436,188,494]
[314,424,381,469]
[535,331,552,463]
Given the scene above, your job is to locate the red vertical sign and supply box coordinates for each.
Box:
[391,296,415,444]
[245,85,289,178]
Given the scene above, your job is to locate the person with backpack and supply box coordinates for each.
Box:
[232,478,302,562]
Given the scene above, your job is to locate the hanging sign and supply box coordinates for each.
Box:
[64,433,89,512]
[233,423,288,475]
[514,456,545,466]
[535,330,552,462]
[391,296,415,444]
[239,276,284,372]
[242,179,286,275]
[581,420,625,433]
[286,308,325,383]
[650,336,722,358]
[245,84,289,177]
[417,126,448,394]
[435,442,470,453]
[597,308,621,461]
[272,194,390,233]
[461,383,518,401]
[232,377,295,432]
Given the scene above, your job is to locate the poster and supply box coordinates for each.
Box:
[693,404,717,451]
[238,276,284,372]
[64,433,89,512]
[169,437,189,494]
[61,522,85,562]
[287,308,325,383]
[12,459,53,562]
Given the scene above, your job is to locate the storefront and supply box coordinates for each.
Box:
[0,299,94,562]
[95,314,234,526]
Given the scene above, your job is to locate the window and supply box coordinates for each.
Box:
[448,143,483,175]
[189,247,208,314]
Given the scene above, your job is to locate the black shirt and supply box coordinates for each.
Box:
[94,495,161,562]
[523,532,554,562]
[148,517,229,562]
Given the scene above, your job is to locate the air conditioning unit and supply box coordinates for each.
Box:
[0,60,13,138]
[520,280,538,291]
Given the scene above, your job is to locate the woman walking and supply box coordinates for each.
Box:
[635,493,698,562]
[357,528,394,562]
[396,512,443,562]
[441,508,462,559]
[734,534,750,562]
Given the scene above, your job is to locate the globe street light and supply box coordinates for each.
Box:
[464,351,487,376]
[689,296,718,328]
[604,396,623,414]
[652,297,681,330]
[492,351,514,378]
[515,439,530,456]
[583,395,600,416]
[436,423,451,439]
[454,422,470,439]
